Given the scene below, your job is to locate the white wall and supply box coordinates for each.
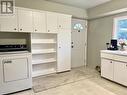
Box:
[0,33,29,45]
[88,0,127,18]
[87,0,127,68]
[15,0,87,19]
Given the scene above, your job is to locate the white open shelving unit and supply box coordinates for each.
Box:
[31,33,57,77]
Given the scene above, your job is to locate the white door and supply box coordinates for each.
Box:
[47,12,58,33]
[57,30,71,72]
[58,14,71,29]
[101,58,114,80]
[33,11,46,33]
[18,8,33,32]
[114,61,127,86]
[71,18,87,68]
[0,8,18,32]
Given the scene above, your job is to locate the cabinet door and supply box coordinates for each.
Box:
[33,11,46,33]
[101,58,114,80]
[57,30,71,72]
[0,9,18,32]
[114,61,127,86]
[58,14,71,29]
[18,8,33,32]
[3,58,28,82]
[47,12,58,33]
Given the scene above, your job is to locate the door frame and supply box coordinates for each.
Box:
[84,20,87,66]
[71,18,88,67]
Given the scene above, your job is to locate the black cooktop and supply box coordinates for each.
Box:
[0,44,27,52]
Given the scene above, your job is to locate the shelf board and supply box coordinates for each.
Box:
[32,68,56,77]
[32,49,56,54]
[32,58,56,65]
[31,39,56,44]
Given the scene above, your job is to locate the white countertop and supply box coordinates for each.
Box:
[101,50,127,56]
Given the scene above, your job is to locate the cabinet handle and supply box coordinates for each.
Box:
[110,61,112,63]
[35,29,37,31]
[3,60,12,64]
[59,25,61,28]
[48,30,50,32]
[20,29,22,31]
[14,28,17,30]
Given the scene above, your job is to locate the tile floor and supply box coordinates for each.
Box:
[32,66,99,93]
[11,67,127,95]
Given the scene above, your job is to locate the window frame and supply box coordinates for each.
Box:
[113,16,127,39]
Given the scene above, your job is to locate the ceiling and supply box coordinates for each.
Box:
[45,0,111,9]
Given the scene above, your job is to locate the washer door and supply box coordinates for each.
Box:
[3,58,28,82]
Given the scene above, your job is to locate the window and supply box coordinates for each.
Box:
[73,23,83,32]
[114,16,127,45]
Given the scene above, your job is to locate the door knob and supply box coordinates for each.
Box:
[59,25,61,28]
[71,45,74,48]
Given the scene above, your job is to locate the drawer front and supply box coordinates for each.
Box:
[113,55,127,62]
[101,51,127,62]
[101,53,114,59]
[3,58,28,82]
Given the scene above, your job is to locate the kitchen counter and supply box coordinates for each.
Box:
[101,50,127,86]
[101,50,127,56]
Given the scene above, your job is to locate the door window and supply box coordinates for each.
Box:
[73,23,83,32]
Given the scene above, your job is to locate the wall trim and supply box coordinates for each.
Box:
[72,16,87,20]
[87,7,127,20]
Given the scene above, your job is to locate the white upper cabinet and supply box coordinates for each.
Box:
[0,7,72,33]
[0,8,18,32]
[46,12,58,33]
[18,8,33,32]
[33,11,46,33]
[58,14,71,30]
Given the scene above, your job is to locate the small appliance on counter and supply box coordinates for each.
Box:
[106,39,118,50]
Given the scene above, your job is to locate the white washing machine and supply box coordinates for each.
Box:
[0,52,32,95]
